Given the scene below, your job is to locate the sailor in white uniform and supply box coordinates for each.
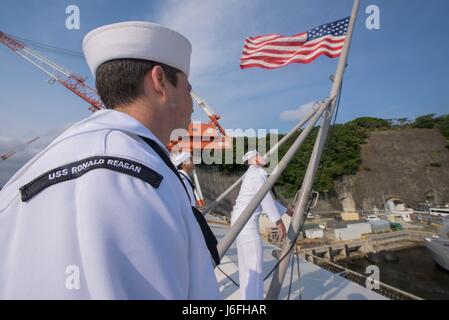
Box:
[0,21,221,299]
[231,150,292,300]
[171,152,196,207]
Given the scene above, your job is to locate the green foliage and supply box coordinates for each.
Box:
[411,113,449,141]
[413,114,436,129]
[274,122,367,197]
[349,117,392,129]
[435,114,449,140]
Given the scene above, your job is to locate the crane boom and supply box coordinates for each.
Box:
[191,91,226,136]
[0,31,104,112]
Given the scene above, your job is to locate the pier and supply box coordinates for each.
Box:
[299,230,434,262]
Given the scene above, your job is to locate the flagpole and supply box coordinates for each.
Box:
[265,0,361,300]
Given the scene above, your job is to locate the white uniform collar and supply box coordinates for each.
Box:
[179,169,192,181]
[249,164,267,176]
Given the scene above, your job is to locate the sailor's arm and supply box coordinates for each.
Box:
[253,171,290,240]
[252,173,287,223]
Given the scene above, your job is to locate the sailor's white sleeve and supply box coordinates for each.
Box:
[75,169,192,299]
[254,173,283,224]
[275,201,288,215]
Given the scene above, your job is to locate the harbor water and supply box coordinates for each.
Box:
[338,246,449,300]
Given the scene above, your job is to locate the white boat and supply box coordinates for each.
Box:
[425,236,449,272]
[425,217,449,271]
[429,206,449,217]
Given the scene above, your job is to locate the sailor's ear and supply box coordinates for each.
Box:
[148,65,168,98]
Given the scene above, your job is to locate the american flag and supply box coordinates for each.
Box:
[240,17,350,70]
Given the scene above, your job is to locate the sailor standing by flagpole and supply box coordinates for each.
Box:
[171,152,196,207]
[0,21,220,299]
[231,150,293,300]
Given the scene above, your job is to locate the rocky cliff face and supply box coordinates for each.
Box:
[334,128,449,210]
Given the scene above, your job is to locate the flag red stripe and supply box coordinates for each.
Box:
[243,34,345,52]
[241,47,343,65]
[244,35,307,49]
[242,38,345,57]
[241,43,344,61]
[240,51,342,70]
[240,47,343,67]
[246,32,307,45]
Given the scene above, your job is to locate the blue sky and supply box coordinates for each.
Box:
[1,0,449,184]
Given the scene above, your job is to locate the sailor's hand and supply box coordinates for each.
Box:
[286,207,294,217]
[276,219,286,241]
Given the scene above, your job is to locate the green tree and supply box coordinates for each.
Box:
[349,117,392,129]
[413,114,436,129]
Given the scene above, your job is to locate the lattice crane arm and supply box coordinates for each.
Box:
[0,31,104,112]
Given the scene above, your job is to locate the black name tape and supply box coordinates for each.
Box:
[19,156,163,202]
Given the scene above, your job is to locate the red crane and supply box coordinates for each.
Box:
[0,31,104,112]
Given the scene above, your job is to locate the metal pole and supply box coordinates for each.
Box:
[191,91,227,136]
[217,98,332,259]
[202,102,321,216]
[263,101,322,160]
[192,169,205,207]
[265,0,361,299]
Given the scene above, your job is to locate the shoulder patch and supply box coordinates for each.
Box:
[19,156,163,202]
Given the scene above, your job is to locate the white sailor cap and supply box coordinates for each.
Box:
[242,150,259,163]
[82,21,192,77]
[171,152,191,167]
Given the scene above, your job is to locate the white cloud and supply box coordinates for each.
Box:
[279,101,317,122]
[149,1,318,132]
[155,0,258,81]
[0,123,74,187]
